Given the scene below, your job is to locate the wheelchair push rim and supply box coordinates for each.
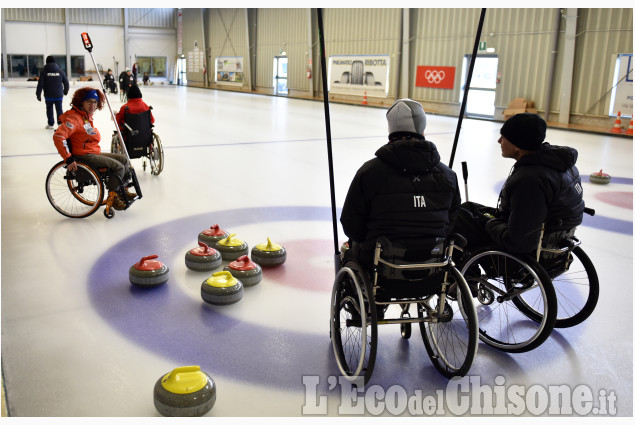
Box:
[418,266,478,378]
[330,265,377,385]
[45,161,104,218]
[461,250,557,353]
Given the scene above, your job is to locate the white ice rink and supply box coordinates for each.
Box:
[1,80,633,420]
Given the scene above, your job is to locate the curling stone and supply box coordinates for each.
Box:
[223,255,262,287]
[215,233,249,261]
[129,255,169,287]
[590,169,611,184]
[251,237,287,267]
[185,241,222,272]
[198,224,229,248]
[153,366,216,417]
[201,271,243,305]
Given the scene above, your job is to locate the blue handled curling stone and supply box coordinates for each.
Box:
[198,224,229,248]
[201,271,243,305]
[129,255,169,287]
[215,233,248,261]
[223,255,262,287]
[153,366,216,417]
[251,237,287,267]
[185,241,222,272]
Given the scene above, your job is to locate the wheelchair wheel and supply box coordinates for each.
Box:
[45,161,104,218]
[540,247,599,328]
[418,266,478,378]
[148,132,164,175]
[120,89,127,103]
[331,262,377,385]
[462,250,557,353]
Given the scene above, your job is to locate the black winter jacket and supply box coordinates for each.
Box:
[341,135,461,249]
[486,143,585,253]
[36,63,69,100]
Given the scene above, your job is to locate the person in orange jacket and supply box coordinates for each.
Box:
[115,84,154,130]
[53,87,134,210]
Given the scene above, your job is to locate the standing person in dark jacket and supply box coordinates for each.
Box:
[36,56,69,129]
[340,98,461,264]
[454,113,585,255]
[119,68,133,95]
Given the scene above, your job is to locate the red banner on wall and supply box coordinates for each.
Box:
[415,66,455,89]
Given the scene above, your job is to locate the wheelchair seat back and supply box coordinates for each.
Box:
[372,237,447,301]
[123,108,153,159]
[538,227,578,277]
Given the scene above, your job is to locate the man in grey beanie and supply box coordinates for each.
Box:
[340,98,461,266]
[454,113,585,255]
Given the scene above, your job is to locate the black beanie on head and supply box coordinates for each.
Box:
[46,56,55,64]
[127,85,142,99]
[500,113,546,151]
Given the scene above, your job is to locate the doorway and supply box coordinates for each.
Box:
[177,57,187,85]
[461,54,498,117]
[273,56,288,95]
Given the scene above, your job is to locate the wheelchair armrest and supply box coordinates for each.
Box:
[584,207,595,216]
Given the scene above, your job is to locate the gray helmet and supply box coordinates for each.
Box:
[386,98,427,136]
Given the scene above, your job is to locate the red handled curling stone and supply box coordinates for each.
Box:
[589,169,611,184]
[215,233,249,261]
[153,366,216,417]
[129,255,169,287]
[198,224,229,248]
[223,255,262,287]
[251,237,287,267]
[185,241,222,272]
[201,271,243,305]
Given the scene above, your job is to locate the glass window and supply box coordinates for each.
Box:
[152,57,166,77]
[51,55,67,75]
[28,55,44,77]
[71,56,84,78]
[10,55,27,77]
[137,57,152,75]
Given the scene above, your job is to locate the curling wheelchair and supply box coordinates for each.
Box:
[330,234,478,385]
[111,107,163,175]
[457,207,598,353]
[45,154,142,219]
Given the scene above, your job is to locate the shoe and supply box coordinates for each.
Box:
[109,192,127,210]
[124,188,137,200]
[46,125,55,130]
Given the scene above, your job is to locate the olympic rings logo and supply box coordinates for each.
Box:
[425,70,445,84]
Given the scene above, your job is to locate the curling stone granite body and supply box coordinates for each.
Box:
[129,255,169,287]
[223,255,262,287]
[215,233,249,261]
[201,271,243,305]
[185,241,222,271]
[198,224,229,248]
[153,366,216,417]
[251,237,287,267]
[589,169,611,184]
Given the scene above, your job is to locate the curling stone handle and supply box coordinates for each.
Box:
[139,255,158,265]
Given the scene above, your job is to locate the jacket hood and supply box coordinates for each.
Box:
[376,137,440,174]
[517,142,578,172]
[44,62,61,72]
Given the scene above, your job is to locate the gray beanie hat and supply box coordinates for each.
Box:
[386,98,427,137]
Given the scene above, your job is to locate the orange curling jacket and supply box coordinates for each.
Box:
[53,106,101,161]
[115,98,155,129]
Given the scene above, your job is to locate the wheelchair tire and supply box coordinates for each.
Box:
[540,246,599,328]
[149,132,164,176]
[45,161,104,218]
[419,266,478,378]
[461,250,557,353]
[331,261,377,385]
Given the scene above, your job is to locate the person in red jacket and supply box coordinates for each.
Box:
[53,87,134,210]
[115,84,154,130]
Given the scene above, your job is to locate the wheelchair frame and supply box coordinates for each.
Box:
[45,159,142,219]
[331,235,478,385]
[111,108,164,176]
[458,207,599,352]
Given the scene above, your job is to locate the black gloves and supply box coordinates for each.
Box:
[37,95,41,102]
[65,156,75,165]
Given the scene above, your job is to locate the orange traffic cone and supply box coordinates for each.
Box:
[625,118,633,136]
[362,91,368,105]
[610,111,623,134]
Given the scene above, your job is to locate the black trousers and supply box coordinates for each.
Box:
[453,201,497,252]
